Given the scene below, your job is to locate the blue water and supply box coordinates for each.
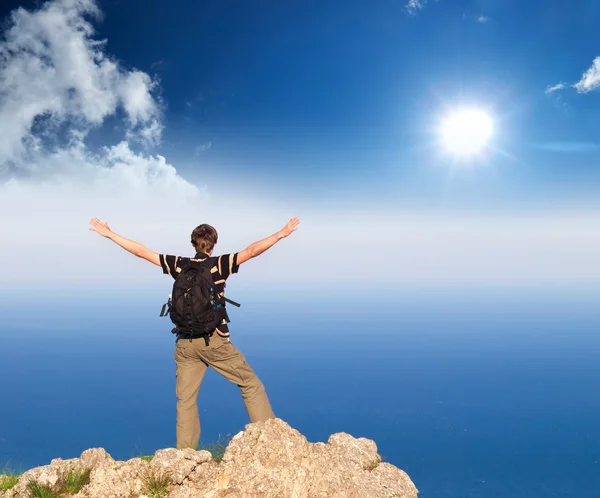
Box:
[1,288,599,497]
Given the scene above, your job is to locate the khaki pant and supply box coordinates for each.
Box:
[173,334,275,449]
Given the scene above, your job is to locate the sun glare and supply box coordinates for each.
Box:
[440,109,493,157]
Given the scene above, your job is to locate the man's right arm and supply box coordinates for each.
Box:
[89,218,160,266]
[237,217,300,265]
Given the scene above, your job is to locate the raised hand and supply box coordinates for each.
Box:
[89,218,113,238]
[278,217,300,239]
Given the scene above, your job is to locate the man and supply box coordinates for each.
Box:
[89,216,300,449]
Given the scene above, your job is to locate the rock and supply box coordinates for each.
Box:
[81,457,147,498]
[4,456,79,497]
[151,447,213,485]
[174,419,417,497]
[3,418,418,498]
[80,448,114,468]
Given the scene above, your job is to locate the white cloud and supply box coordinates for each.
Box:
[0,0,188,185]
[477,15,489,23]
[573,56,600,93]
[549,57,600,95]
[405,0,426,15]
[545,82,566,94]
[405,0,441,16]
[0,0,599,297]
[0,0,162,166]
[127,118,164,146]
[0,0,204,286]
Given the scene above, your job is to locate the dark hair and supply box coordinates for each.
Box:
[190,224,218,253]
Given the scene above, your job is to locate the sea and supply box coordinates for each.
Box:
[1,285,599,497]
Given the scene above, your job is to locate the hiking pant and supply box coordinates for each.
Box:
[173,333,275,449]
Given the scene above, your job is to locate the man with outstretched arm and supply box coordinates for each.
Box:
[89,216,300,449]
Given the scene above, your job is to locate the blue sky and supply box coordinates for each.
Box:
[89,0,600,205]
[0,0,599,291]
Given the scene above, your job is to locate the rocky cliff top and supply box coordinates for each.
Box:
[2,418,418,498]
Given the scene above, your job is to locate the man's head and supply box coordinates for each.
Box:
[191,224,218,255]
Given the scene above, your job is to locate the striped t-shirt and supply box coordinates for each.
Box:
[159,252,239,337]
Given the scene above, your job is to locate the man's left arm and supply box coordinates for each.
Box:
[236,217,300,266]
[89,218,160,266]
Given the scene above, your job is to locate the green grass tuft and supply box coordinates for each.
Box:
[0,472,19,492]
[140,467,171,498]
[26,480,55,498]
[364,460,380,471]
[63,467,91,494]
[196,434,232,463]
[140,455,153,462]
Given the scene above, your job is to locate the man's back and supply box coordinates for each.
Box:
[160,252,239,337]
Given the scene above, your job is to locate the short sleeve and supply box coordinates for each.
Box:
[159,254,182,279]
[217,253,239,280]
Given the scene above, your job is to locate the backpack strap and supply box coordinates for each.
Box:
[223,296,241,307]
[189,258,241,307]
[159,302,169,317]
[159,294,172,317]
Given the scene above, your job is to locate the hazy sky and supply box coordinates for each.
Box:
[0,0,599,290]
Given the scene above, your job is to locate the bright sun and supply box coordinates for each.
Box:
[440,109,493,156]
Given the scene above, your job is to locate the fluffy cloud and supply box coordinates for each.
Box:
[0,0,163,169]
[573,56,600,93]
[0,0,205,287]
[0,0,197,193]
[405,0,426,15]
[547,57,600,95]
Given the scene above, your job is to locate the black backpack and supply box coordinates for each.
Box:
[160,258,240,344]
